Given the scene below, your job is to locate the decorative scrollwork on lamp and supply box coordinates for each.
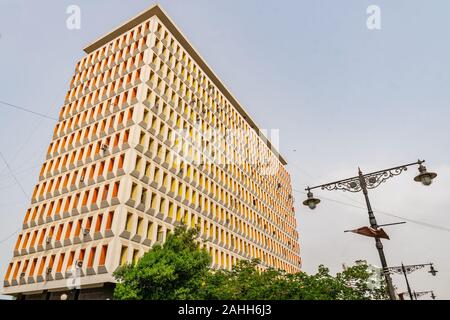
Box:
[319,166,410,193]
[364,166,408,190]
[321,179,362,193]
[387,264,425,275]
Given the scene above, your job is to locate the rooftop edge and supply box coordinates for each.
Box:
[83,4,288,166]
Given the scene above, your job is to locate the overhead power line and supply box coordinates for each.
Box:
[0,100,58,177]
[0,152,29,199]
[0,152,32,245]
[0,101,59,245]
[0,228,21,245]
[292,189,450,234]
[0,100,57,121]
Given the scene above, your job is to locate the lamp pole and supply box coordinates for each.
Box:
[302,160,437,301]
[402,263,414,300]
[399,290,435,300]
[358,168,397,300]
[386,263,437,300]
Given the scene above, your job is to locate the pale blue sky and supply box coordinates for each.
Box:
[0,0,449,299]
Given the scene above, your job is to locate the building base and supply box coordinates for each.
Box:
[15,283,115,300]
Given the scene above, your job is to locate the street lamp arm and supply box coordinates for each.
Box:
[306,160,425,193]
[414,291,434,299]
[386,263,432,275]
[302,159,437,301]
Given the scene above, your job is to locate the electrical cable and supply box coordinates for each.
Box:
[0,100,57,121]
[0,152,29,199]
[0,228,21,245]
[0,100,58,178]
[0,152,31,244]
[292,188,450,233]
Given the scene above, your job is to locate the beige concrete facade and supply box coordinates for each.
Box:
[2,4,301,298]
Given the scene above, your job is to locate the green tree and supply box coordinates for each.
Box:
[113,227,210,300]
[200,261,339,300]
[337,261,387,300]
[199,259,289,300]
[200,261,387,300]
[114,228,388,300]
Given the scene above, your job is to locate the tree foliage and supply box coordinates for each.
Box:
[114,228,388,300]
[200,260,386,300]
[113,227,210,300]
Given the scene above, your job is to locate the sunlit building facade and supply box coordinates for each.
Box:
[2,5,300,300]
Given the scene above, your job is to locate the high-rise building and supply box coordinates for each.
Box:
[2,4,300,300]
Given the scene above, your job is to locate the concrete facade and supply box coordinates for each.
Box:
[2,5,301,299]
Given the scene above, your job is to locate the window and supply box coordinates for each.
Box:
[120,246,128,266]
[112,181,120,198]
[130,183,138,200]
[118,154,124,168]
[82,191,89,207]
[95,214,103,232]
[92,187,99,204]
[48,255,56,273]
[35,257,47,276]
[170,178,177,193]
[85,216,93,233]
[37,229,46,246]
[125,212,133,232]
[74,220,82,237]
[123,129,129,143]
[14,234,22,251]
[64,196,72,212]
[145,162,152,178]
[98,161,105,176]
[55,225,63,241]
[29,231,38,248]
[29,258,37,278]
[139,132,145,147]
[105,211,114,230]
[150,193,157,209]
[65,222,73,240]
[132,249,140,264]
[156,225,163,242]
[136,217,144,236]
[191,214,197,229]
[99,245,108,266]
[136,156,143,172]
[146,221,154,240]
[159,198,166,213]
[168,202,174,219]
[87,247,96,268]
[140,189,147,205]
[53,253,63,275]
[153,168,160,184]
[102,185,109,201]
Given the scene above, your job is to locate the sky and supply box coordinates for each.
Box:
[0,0,449,299]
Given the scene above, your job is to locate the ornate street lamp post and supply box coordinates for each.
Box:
[386,263,438,300]
[413,290,436,300]
[302,160,437,300]
[399,290,436,300]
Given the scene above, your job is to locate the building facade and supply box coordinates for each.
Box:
[2,5,300,300]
